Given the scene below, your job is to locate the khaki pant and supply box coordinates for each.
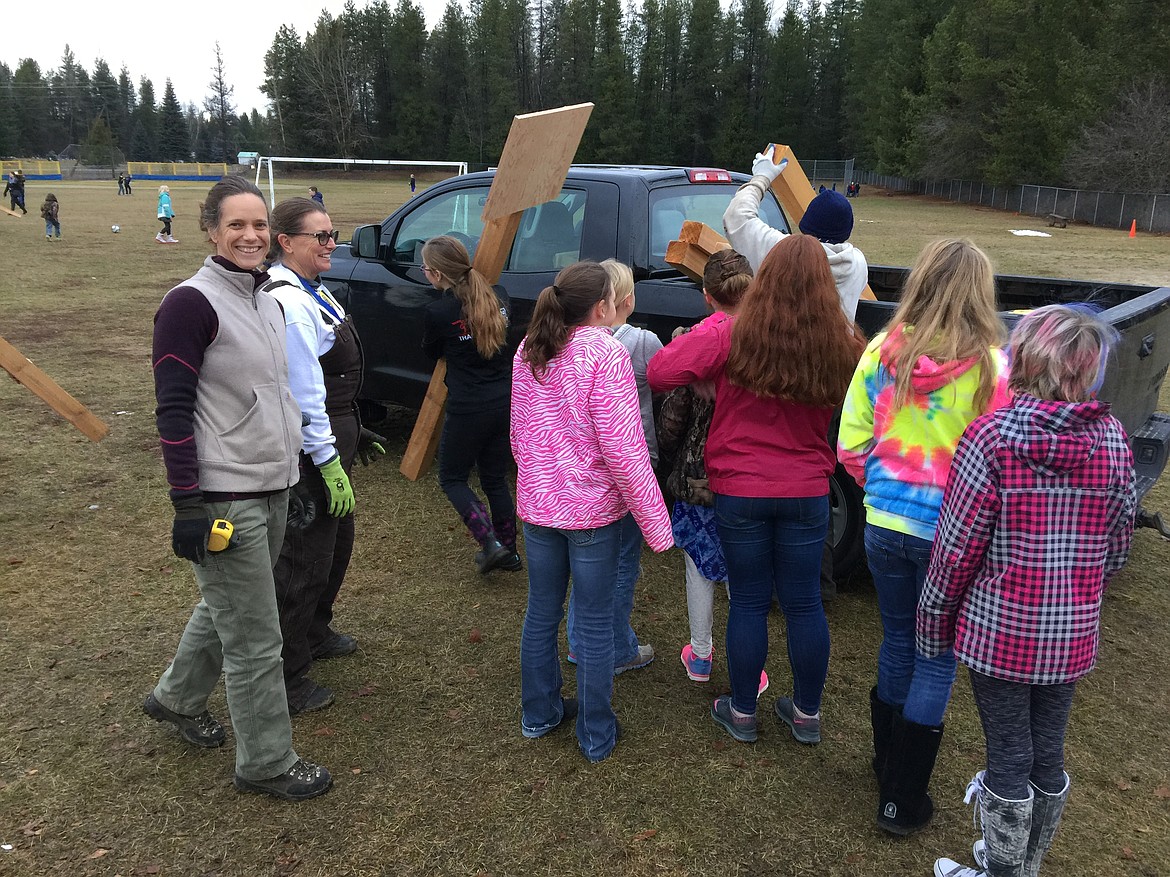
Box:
[154,492,300,781]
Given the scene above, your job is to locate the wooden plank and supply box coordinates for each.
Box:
[677,220,731,255]
[768,143,876,302]
[481,104,595,222]
[0,335,109,441]
[0,205,22,218]
[666,222,731,283]
[400,103,595,481]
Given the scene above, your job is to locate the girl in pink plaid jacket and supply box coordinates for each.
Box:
[920,305,1137,877]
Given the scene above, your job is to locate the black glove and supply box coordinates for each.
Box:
[172,495,210,564]
[357,427,388,466]
[287,479,319,532]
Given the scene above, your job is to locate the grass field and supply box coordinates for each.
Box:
[1,176,1169,877]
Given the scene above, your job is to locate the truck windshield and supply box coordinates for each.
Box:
[648,185,788,270]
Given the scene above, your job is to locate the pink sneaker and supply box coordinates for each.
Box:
[680,643,713,682]
[758,670,770,697]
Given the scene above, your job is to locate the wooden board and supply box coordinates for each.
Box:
[400,104,595,481]
[767,143,876,302]
[666,222,730,283]
[0,335,109,441]
[0,205,22,217]
[481,104,595,222]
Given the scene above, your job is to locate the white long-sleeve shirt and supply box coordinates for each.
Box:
[722,179,867,321]
[265,262,346,466]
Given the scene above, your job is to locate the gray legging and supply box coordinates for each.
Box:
[968,669,1076,799]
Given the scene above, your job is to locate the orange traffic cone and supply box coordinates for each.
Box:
[1129,219,1137,238]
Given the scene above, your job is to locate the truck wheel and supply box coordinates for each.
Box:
[828,464,866,578]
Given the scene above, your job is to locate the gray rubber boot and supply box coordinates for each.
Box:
[980,779,1033,877]
[1024,773,1069,877]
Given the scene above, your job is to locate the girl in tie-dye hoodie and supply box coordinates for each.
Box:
[837,239,1011,837]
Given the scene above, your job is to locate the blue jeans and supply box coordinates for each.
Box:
[715,494,830,716]
[45,220,60,238]
[565,513,642,666]
[520,519,622,762]
[865,523,956,726]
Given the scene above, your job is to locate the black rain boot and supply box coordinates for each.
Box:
[870,687,898,779]
[461,502,511,575]
[876,712,944,836]
[492,515,523,572]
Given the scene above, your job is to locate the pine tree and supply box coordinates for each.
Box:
[157,80,190,161]
[203,43,237,163]
[132,78,159,160]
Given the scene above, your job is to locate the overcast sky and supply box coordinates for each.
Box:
[8,0,450,117]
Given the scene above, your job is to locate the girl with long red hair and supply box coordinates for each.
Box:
[648,235,865,744]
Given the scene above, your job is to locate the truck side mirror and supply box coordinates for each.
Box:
[351,224,382,260]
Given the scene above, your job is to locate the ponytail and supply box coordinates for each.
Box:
[422,235,507,358]
[521,261,611,378]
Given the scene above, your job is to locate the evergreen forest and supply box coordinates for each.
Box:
[1,0,1168,191]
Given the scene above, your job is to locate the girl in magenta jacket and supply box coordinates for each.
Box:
[512,261,672,763]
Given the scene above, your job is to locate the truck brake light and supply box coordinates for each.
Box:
[688,168,732,183]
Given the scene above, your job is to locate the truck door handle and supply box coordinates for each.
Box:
[1140,334,1155,359]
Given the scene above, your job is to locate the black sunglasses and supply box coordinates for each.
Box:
[289,230,340,245]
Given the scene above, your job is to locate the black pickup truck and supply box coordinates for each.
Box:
[321,165,1170,575]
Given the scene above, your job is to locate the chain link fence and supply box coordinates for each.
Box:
[803,159,855,191]
[857,171,1170,233]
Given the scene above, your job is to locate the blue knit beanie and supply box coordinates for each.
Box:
[799,190,853,244]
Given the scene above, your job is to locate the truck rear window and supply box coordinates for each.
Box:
[649,185,788,269]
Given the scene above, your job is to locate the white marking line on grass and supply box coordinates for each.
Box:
[1010,229,1052,237]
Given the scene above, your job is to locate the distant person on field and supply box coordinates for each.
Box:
[118,173,126,195]
[156,185,177,244]
[410,173,416,194]
[265,197,382,717]
[655,248,767,700]
[4,170,27,214]
[564,259,661,676]
[40,193,60,240]
[421,234,519,576]
[309,186,324,208]
[124,172,133,195]
[837,239,1011,837]
[144,175,332,802]
[923,305,1137,877]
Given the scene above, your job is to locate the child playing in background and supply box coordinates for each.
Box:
[566,260,661,675]
[40,193,60,240]
[655,249,766,696]
[309,186,324,207]
[921,305,1137,877]
[156,185,177,243]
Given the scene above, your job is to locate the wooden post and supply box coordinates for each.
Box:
[0,335,109,441]
[400,103,594,481]
[767,144,876,302]
[665,221,730,283]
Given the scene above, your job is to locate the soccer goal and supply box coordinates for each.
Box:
[255,156,469,206]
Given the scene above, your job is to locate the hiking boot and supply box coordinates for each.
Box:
[615,643,655,676]
[774,696,821,744]
[143,692,225,749]
[711,694,757,743]
[311,632,357,659]
[233,758,333,801]
[681,643,713,682]
[287,681,335,717]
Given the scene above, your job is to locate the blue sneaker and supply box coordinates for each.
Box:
[681,643,713,682]
[711,695,757,743]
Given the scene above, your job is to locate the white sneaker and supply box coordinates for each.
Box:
[933,858,984,877]
[972,840,987,869]
[166,235,179,243]
[155,233,166,243]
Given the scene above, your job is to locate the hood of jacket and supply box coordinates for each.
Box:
[822,241,867,317]
[878,325,981,395]
[1001,393,1113,475]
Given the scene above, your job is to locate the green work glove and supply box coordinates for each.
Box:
[172,495,210,564]
[318,454,355,517]
[357,427,388,466]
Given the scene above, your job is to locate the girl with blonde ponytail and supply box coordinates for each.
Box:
[421,235,518,574]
